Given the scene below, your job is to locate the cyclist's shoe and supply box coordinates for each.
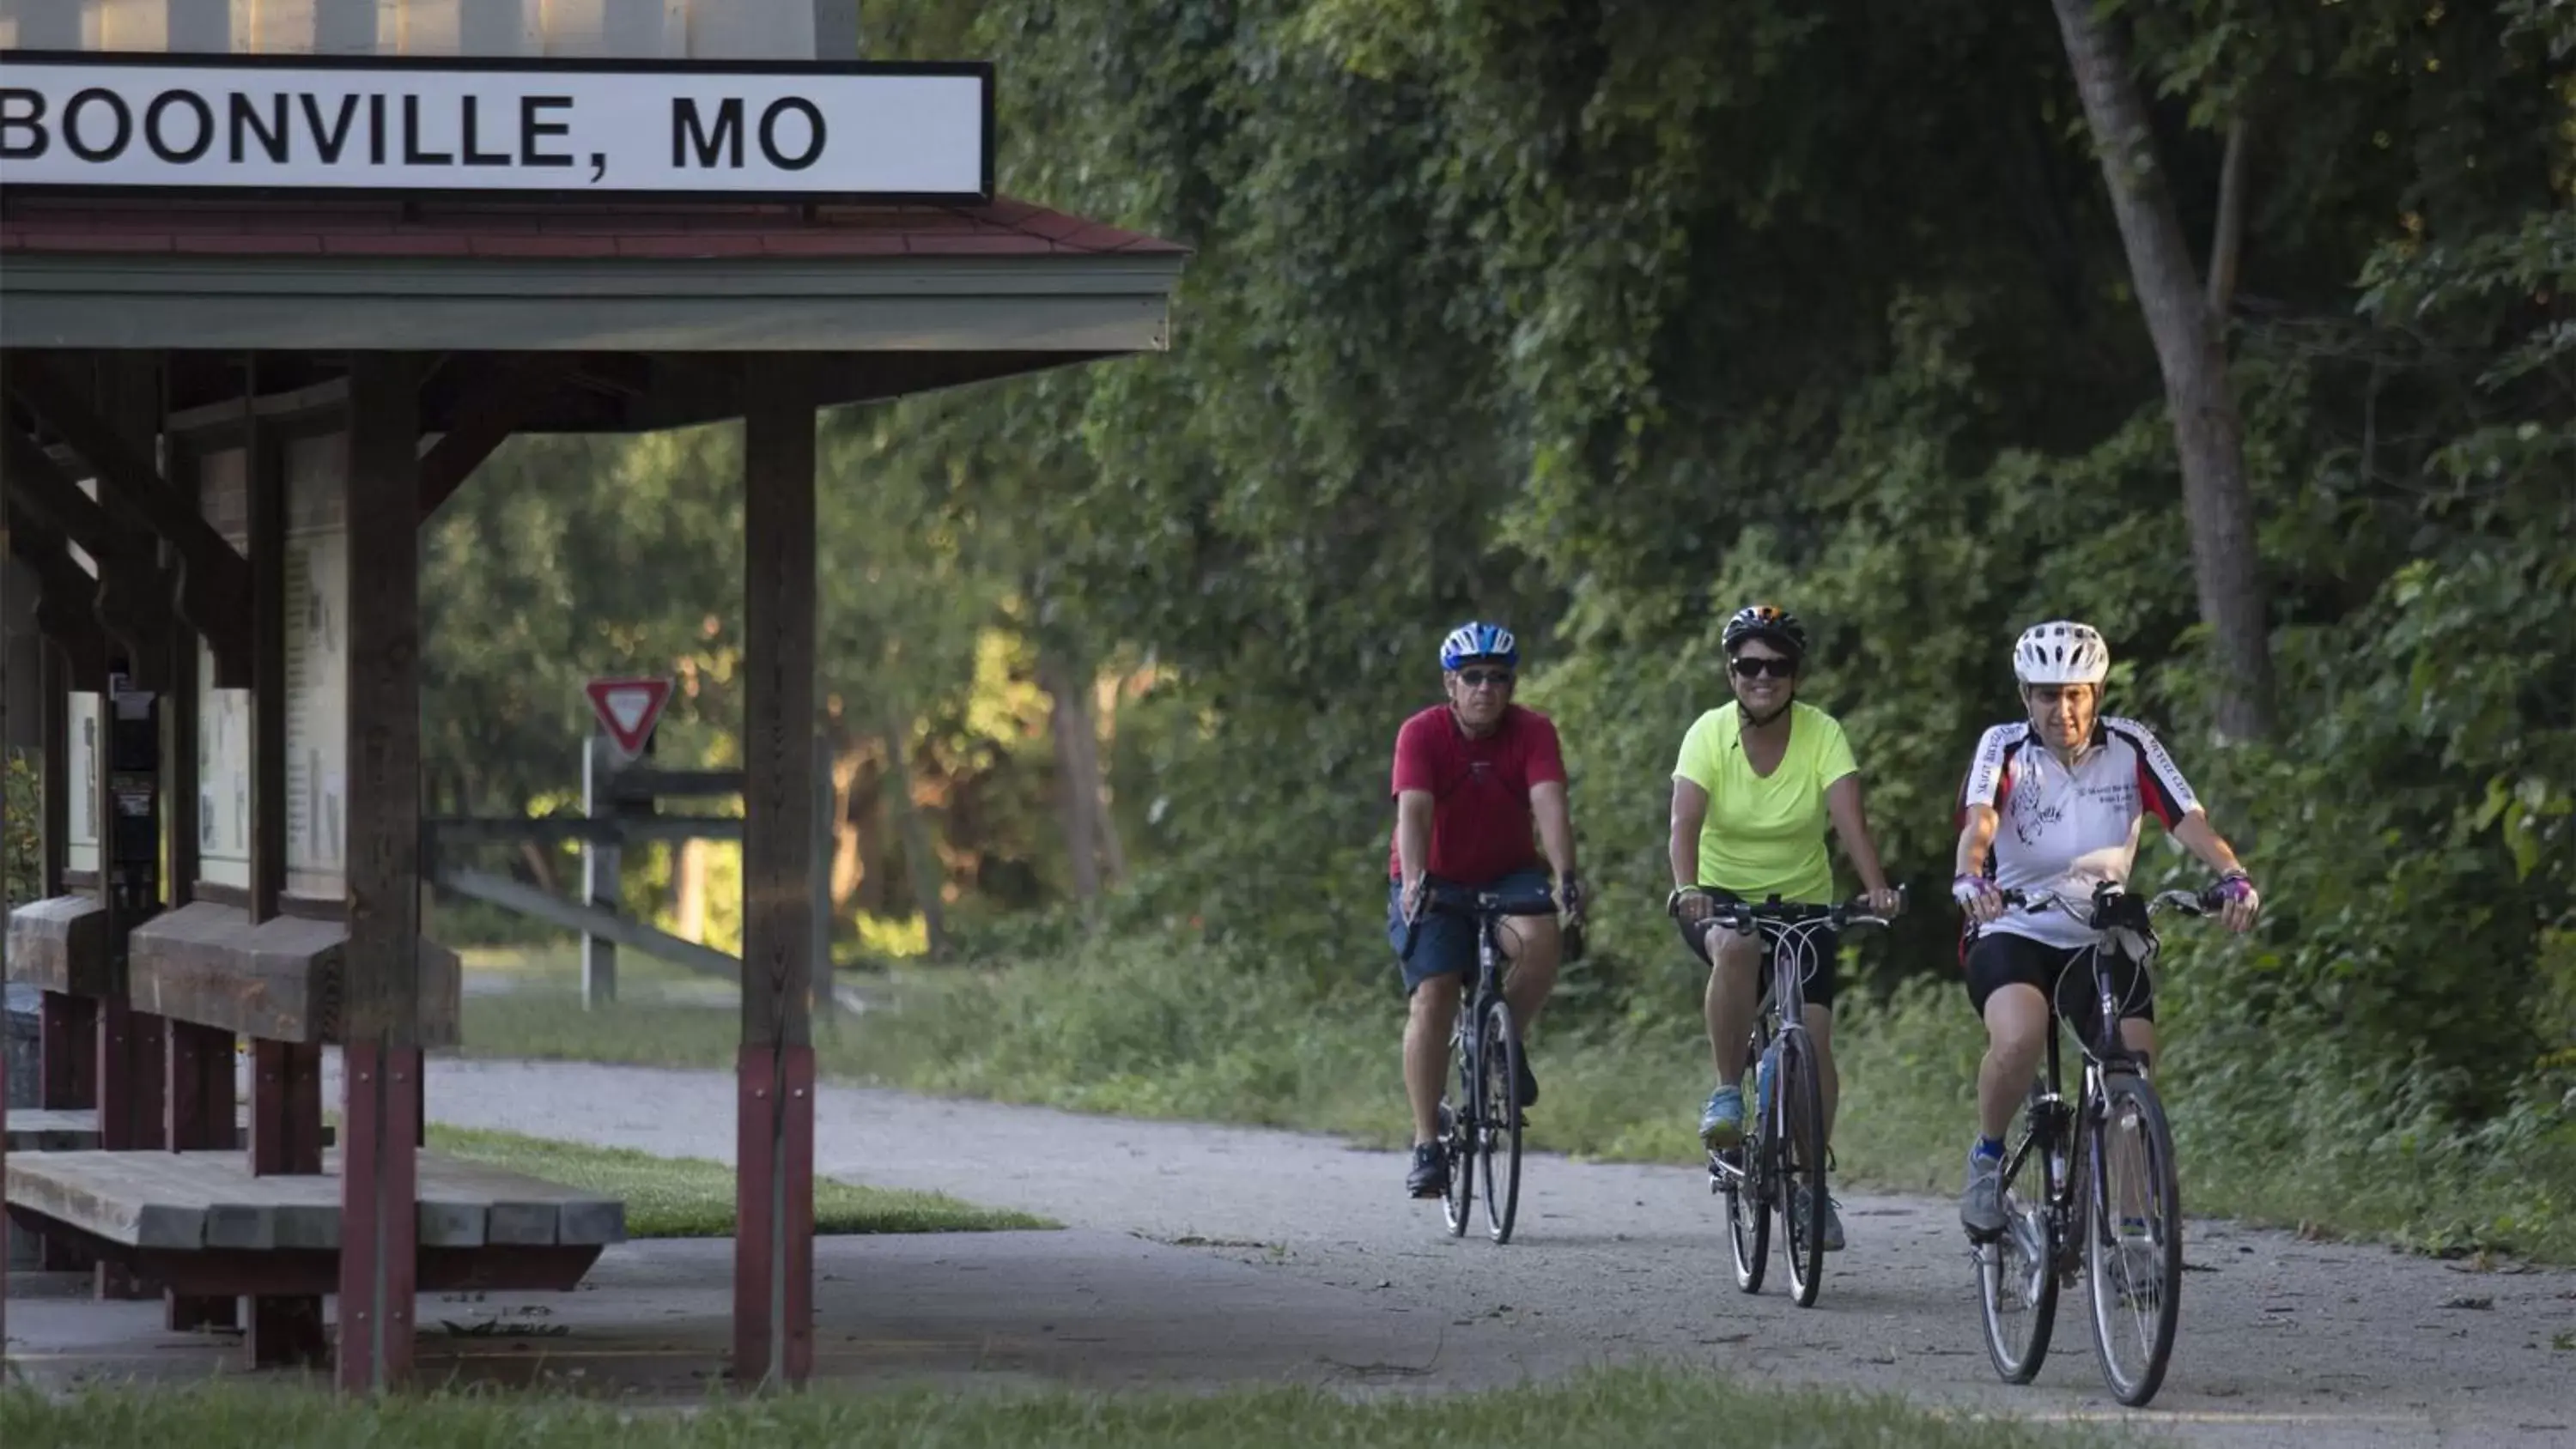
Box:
[1405,1142,1449,1199]
[1961,1143,2007,1238]
[1792,1185,1848,1252]
[1698,1086,1746,1150]
[1516,1056,1540,1108]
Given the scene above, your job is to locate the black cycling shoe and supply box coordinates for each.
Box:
[1516,1057,1540,1108]
[1405,1142,1449,1198]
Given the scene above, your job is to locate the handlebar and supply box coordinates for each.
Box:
[1397,881,1570,959]
[1680,884,1908,937]
[1992,880,2227,928]
[1413,883,1562,921]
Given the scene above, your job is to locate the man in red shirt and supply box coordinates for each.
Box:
[1388,621,1583,1198]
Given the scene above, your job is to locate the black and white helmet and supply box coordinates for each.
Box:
[2013,621,2110,687]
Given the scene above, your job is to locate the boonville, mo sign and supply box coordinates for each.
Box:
[0,50,992,203]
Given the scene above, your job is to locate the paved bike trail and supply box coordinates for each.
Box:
[378,1055,2576,1446]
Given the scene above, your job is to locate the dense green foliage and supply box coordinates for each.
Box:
[3,752,33,907]
[416,1,2572,1252]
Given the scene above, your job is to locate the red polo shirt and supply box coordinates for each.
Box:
[1386,703,1566,882]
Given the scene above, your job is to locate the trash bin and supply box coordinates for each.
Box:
[4,980,39,1269]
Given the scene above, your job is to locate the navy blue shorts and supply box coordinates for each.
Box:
[1388,866,1554,995]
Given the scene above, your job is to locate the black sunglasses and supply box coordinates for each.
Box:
[1455,668,1516,688]
[1730,655,1797,680]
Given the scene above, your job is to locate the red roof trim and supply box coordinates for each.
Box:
[0,195,1187,262]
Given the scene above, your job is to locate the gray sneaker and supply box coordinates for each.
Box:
[1793,1184,1848,1252]
[1961,1145,2007,1237]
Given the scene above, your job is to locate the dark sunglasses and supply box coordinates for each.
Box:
[1729,655,1797,680]
[1455,668,1516,688]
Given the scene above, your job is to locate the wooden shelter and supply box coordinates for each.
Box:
[1,9,1182,1391]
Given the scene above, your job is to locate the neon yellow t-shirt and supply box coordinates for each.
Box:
[1672,701,1859,906]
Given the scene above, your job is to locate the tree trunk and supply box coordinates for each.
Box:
[1036,651,1103,902]
[1092,672,1129,886]
[2048,0,2276,743]
[675,836,708,943]
[878,702,948,956]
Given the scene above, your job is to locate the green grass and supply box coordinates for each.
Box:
[0,1363,2128,1448]
[451,939,2576,1264]
[424,1124,1054,1238]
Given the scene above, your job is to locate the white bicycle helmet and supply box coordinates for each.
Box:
[2013,621,2110,686]
[1439,621,1519,670]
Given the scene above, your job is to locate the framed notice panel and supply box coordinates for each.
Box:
[282,433,348,900]
[64,691,100,876]
[0,51,993,203]
[197,446,253,891]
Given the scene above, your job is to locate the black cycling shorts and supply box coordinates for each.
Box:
[1962,930,2154,1046]
[1676,888,1841,1009]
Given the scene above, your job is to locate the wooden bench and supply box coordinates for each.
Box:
[106,900,471,1360]
[4,1148,624,1300]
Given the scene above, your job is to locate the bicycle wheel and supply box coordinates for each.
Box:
[1978,1088,2061,1384]
[1726,1036,1770,1294]
[1777,1029,1829,1307]
[2085,1072,2182,1406]
[1477,998,1523,1244]
[1440,1022,1476,1237]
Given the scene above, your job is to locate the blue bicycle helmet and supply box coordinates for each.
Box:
[1439,621,1520,671]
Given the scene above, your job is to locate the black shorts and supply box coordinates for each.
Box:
[1676,888,1841,1009]
[1962,931,2155,1045]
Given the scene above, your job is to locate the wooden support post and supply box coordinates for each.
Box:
[34,991,98,1272]
[155,438,233,1329]
[163,1021,238,1331]
[337,353,425,1393]
[246,1038,325,1366]
[35,625,95,1270]
[239,357,325,1367]
[247,379,287,928]
[733,355,818,1389]
[93,356,168,1304]
[580,733,621,1008]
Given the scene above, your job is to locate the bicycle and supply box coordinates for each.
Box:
[1969,878,2225,1408]
[1401,881,1564,1244]
[1684,889,1902,1308]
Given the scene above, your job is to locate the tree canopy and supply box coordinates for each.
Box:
[392,0,2571,1217]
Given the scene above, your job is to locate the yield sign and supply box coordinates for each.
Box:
[584,676,671,760]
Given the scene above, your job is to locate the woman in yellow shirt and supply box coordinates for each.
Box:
[1667,605,1902,1252]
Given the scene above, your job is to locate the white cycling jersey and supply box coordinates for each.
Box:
[1955,717,2202,950]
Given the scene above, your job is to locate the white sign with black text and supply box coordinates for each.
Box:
[0,52,991,201]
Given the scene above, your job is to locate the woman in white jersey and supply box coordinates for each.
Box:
[1949,621,2262,1237]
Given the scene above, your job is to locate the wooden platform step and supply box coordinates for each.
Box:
[3,1149,624,1250]
[3,1107,336,1153]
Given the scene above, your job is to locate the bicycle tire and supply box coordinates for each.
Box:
[1440,1021,1476,1237]
[1478,998,1523,1244]
[2085,1072,2182,1407]
[1778,1030,1829,1307]
[1726,1036,1770,1294]
[1978,1092,2061,1384]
